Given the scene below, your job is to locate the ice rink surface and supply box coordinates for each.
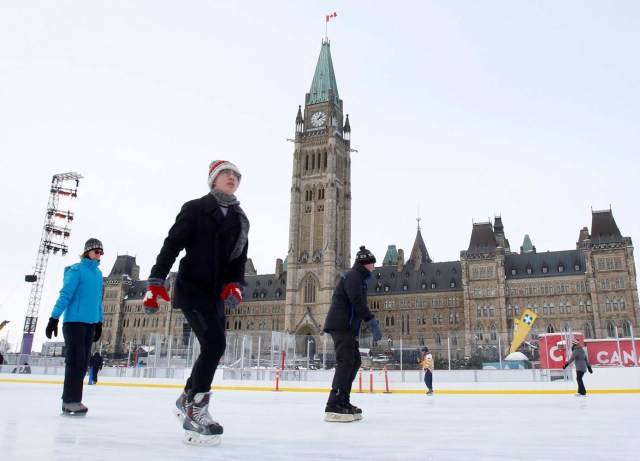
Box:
[0,380,636,461]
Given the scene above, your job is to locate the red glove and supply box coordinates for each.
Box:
[221,283,243,308]
[143,285,170,313]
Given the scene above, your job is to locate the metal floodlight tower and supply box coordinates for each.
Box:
[19,172,83,364]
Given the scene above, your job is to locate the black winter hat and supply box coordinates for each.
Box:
[355,246,376,265]
[84,238,103,254]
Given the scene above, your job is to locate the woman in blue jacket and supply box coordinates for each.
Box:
[46,238,104,415]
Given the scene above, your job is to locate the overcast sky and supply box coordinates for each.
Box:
[1,1,639,352]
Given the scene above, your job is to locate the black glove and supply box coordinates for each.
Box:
[562,363,568,370]
[93,322,102,342]
[45,317,59,339]
[587,366,593,374]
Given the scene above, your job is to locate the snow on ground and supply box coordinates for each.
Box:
[0,380,636,461]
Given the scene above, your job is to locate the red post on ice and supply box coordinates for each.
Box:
[369,368,374,393]
[275,367,280,392]
[383,365,392,394]
[358,368,363,393]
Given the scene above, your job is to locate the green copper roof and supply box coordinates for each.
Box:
[521,234,534,253]
[308,41,340,106]
[382,245,398,266]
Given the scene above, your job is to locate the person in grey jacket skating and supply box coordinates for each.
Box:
[563,339,593,396]
[45,238,104,415]
[323,246,382,422]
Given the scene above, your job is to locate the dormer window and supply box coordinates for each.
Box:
[526,267,532,275]
[558,265,564,273]
[542,266,548,274]
[431,282,436,289]
[450,281,456,288]
[403,284,408,291]
[511,269,517,276]
[574,264,581,271]
[384,285,390,292]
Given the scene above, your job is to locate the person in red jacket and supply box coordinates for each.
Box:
[143,160,249,446]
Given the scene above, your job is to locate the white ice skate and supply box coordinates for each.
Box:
[61,402,88,416]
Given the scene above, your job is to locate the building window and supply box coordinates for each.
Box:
[303,277,316,304]
[584,323,593,339]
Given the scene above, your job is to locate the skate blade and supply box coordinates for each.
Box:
[173,407,186,423]
[324,413,356,423]
[60,410,87,417]
[182,431,221,446]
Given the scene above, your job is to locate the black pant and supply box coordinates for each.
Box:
[62,322,95,403]
[576,370,586,395]
[424,369,433,391]
[327,331,361,406]
[181,306,226,397]
[91,367,100,383]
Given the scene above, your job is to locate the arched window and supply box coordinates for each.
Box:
[606,322,616,338]
[451,332,458,346]
[605,297,611,311]
[621,297,626,310]
[612,297,619,311]
[623,320,632,337]
[583,323,594,339]
[490,325,497,340]
[546,324,555,333]
[435,333,442,346]
[303,277,316,304]
[475,325,484,341]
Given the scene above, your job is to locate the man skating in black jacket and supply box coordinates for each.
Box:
[323,246,382,422]
[143,160,249,446]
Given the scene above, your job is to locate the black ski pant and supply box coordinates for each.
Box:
[576,370,586,395]
[327,330,361,406]
[91,367,100,383]
[62,322,95,403]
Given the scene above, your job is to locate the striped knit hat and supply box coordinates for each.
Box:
[208,160,241,189]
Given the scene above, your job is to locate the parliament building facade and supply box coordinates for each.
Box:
[98,40,639,361]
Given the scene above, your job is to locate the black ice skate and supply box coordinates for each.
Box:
[324,404,356,423]
[61,402,88,416]
[345,401,363,420]
[173,390,187,423]
[182,392,223,446]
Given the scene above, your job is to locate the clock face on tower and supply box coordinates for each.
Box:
[310,111,326,127]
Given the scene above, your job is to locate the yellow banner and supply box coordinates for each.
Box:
[509,309,537,353]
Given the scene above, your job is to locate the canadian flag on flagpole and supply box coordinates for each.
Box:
[326,12,337,22]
